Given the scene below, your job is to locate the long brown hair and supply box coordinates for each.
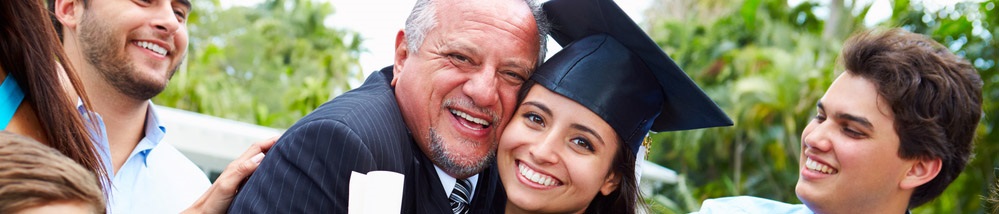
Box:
[0,0,109,190]
[584,143,644,214]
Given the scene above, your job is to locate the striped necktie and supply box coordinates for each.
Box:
[449,178,472,214]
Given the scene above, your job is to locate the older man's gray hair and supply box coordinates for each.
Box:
[403,0,550,67]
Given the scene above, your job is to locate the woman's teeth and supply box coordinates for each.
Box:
[519,163,559,186]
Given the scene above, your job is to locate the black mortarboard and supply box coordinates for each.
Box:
[536,0,733,154]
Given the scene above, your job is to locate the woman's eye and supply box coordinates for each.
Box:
[570,138,593,152]
[523,112,544,128]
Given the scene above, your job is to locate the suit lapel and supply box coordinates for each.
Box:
[469,162,503,213]
[401,129,504,213]
[405,142,451,214]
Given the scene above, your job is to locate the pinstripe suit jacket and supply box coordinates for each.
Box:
[229,67,503,213]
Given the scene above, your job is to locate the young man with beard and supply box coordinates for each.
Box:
[696,29,983,214]
[48,0,273,213]
[229,0,548,213]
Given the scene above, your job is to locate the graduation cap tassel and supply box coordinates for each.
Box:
[642,135,652,160]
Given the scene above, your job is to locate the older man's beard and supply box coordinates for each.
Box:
[428,129,496,178]
[78,12,180,101]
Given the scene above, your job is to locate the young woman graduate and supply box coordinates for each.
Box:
[494,0,733,213]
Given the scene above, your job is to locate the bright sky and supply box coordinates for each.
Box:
[326,0,653,81]
[788,0,985,26]
[219,0,980,82]
[221,0,651,81]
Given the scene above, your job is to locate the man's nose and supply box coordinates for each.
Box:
[462,67,500,108]
[802,124,833,152]
[149,5,181,37]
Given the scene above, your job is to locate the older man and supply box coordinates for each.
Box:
[229,0,548,213]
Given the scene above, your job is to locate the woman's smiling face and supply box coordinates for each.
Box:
[497,84,621,214]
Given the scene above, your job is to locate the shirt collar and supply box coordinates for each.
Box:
[75,99,113,194]
[434,165,478,202]
[73,100,165,137]
[133,103,166,166]
[143,103,167,142]
[75,99,108,152]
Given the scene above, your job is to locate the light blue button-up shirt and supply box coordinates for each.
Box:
[81,102,211,214]
[693,196,912,214]
[693,196,813,214]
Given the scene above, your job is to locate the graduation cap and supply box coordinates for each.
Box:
[535,0,733,154]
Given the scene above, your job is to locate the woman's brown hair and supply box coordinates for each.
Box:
[0,131,106,213]
[0,0,109,190]
[584,142,645,214]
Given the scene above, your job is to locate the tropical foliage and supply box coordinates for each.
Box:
[157,0,995,213]
[642,0,997,213]
[153,0,364,128]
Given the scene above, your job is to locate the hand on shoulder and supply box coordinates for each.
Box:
[182,136,278,214]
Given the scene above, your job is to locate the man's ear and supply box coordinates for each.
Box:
[599,171,622,196]
[53,0,83,32]
[391,29,408,87]
[900,157,942,190]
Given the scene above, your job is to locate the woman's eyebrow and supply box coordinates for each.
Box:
[570,123,605,146]
[522,101,552,116]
